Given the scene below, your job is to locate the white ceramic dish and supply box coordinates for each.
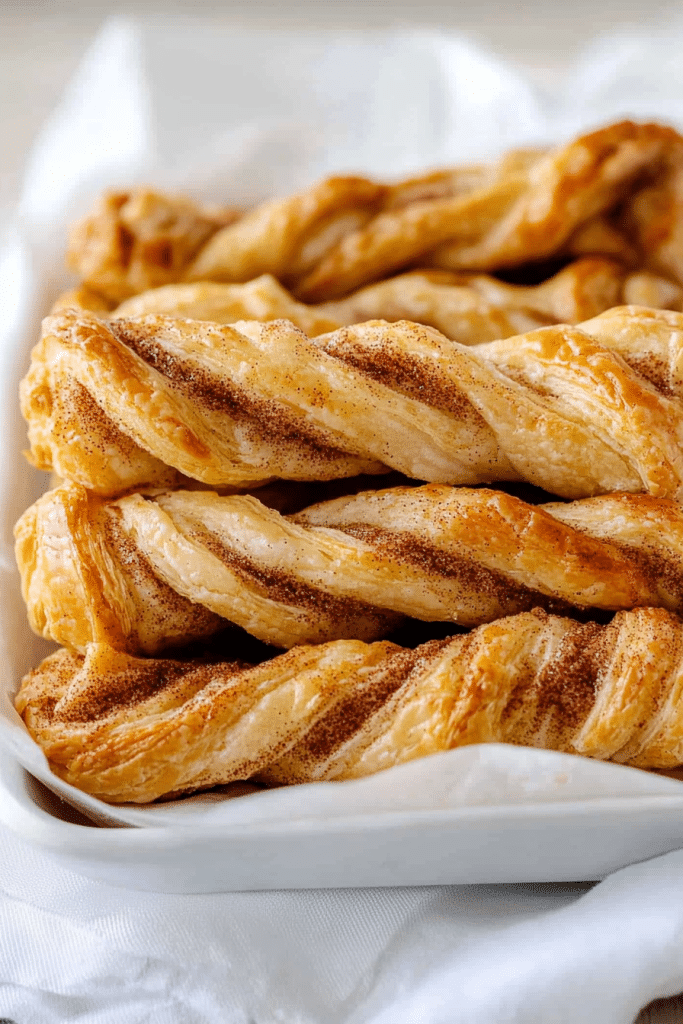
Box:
[4,747,683,892]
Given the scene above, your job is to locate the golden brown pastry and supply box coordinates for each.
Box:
[53,258,683,347]
[65,121,683,303]
[319,260,683,336]
[16,482,683,654]
[21,306,683,499]
[69,177,387,304]
[113,274,342,336]
[50,285,114,315]
[89,259,678,346]
[298,122,683,300]
[16,605,683,803]
[67,189,240,303]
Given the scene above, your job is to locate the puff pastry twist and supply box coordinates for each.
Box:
[21,305,683,499]
[16,606,683,803]
[16,482,683,654]
[67,189,240,303]
[53,259,683,347]
[66,121,683,303]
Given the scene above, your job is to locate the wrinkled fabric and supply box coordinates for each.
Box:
[3,824,683,1024]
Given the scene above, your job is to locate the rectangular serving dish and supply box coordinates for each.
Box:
[5,747,683,892]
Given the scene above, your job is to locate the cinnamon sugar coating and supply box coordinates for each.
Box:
[20,306,683,499]
[15,482,683,654]
[15,607,683,803]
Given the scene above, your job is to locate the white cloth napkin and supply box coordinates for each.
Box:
[5,16,683,1023]
[2,820,683,1024]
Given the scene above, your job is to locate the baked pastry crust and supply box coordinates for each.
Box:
[21,306,683,498]
[67,189,240,303]
[16,606,683,803]
[18,121,683,811]
[65,122,683,303]
[297,122,683,300]
[52,258,682,348]
[16,482,683,654]
[69,177,386,304]
[321,261,682,335]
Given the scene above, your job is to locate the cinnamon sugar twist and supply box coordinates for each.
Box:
[66,121,683,304]
[21,306,683,499]
[16,482,683,654]
[16,606,683,803]
[52,259,683,347]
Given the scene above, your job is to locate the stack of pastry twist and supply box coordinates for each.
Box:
[14,119,683,804]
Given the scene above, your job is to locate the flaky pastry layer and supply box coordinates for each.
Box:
[21,306,683,498]
[16,607,683,803]
[15,482,683,654]
[53,260,683,347]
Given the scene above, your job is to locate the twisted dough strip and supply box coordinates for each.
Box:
[65,121,683,303]
[16,481,683,654]
[298,122,683,300]
[21,305,683,499]
[16,606,683,803]
[53,258,683,347]
[68,176,388,303]
[67,189,241,303]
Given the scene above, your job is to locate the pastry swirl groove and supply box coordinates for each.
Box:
[16,606,683,803]
[16,482,683,654]
[66,121,683,304]
[21,306,683,499]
